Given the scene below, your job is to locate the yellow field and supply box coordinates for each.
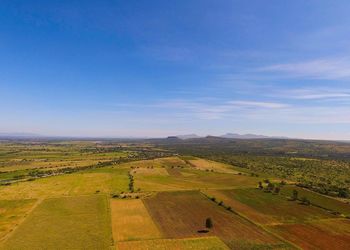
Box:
[188,158,240,174]
[0,169,129,199]
[135,168,260,192]
[0,199,37,240]
[132,167,169,176]
[0,195,112,250]
[116,236,229,250]
[0,159,106,172]
[121,157,188,169]
[111,199,162,242]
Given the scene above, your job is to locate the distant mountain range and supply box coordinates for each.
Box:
[175,133,288,140]
[0,132,42,138]
[175,134,202,140]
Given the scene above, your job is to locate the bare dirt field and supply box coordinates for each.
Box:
[269,219,350,250]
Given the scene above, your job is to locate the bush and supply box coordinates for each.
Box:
[205,217,213,229]
[300,196,310,205]
[292,190,298,200]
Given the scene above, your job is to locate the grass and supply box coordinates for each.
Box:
[0,195,112,250]
[188,158,241,174]
[280,185,350,216]
[143,191,283,247]
[0,167,129,199]
[110,199,162,242]
[116,236,229,250]
[203,189,278,225]
[1,140,349,249]
[0,199,36,240]
[134,168,260,192]
[132,167,169,176]
[223,188,335,224]
[121,157,188,169]
[0,142,129,173]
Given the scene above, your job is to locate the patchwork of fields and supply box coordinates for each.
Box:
[0,141,349,249]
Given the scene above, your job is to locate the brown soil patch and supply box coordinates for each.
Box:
[166,168,183,177]
[143,191,282,247]
[204,190,278,225]
[270,221,350,250]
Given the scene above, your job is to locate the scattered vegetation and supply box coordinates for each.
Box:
[1,139,349,249]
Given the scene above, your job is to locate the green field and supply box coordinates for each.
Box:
[223,188,335,224]
[280,186,350,216]
[0,195,112,250]
[135,167,260,191]
[0,167,130,199]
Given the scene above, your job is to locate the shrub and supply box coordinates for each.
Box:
[300,196,310,205]
[292,190,298,200]
[205,217,213,229]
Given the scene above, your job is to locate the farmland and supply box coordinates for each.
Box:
[111,199,162,241]
[143,191,286,249]
[0,139,349,249]
[0,195,112,250]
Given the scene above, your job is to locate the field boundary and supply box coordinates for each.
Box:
[0,198,44,243]
[199,190,301,249]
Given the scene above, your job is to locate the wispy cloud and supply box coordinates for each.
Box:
[109,99,290,120]
[270,88,350,100]
[228,101,288,109]
[259,58,350,80]
[289,90,350,100]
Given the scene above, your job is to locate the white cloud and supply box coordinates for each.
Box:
[228,100,288,109]
[272,88,350,100]
[260,58,350,80]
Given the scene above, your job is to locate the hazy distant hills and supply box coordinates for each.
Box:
[0,132,42,138]
[220,133,269,139]
[175,134,202,140]
[175,133,287,140]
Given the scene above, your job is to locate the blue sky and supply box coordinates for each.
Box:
[1,0,350,139]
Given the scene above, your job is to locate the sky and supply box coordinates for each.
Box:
[1,0,350,140]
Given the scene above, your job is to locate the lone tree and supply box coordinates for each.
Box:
[258,181,263,190]
[205,217,213,230]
